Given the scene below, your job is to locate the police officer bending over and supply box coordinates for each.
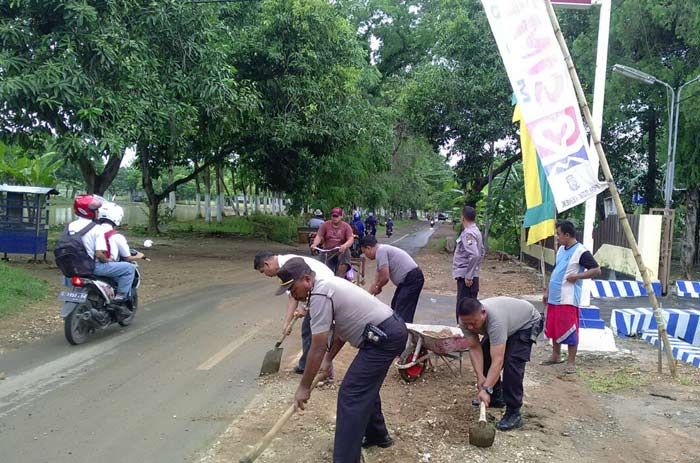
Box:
[275,258,407,462]
[458,296,542,431]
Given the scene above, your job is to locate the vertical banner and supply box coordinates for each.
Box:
[513,103,557,244]
[481,0,607,212]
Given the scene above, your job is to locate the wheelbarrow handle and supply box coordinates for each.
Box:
[275,316,300,348]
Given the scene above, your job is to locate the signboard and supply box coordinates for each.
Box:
[552,0,594,9]
[480,0,607,212]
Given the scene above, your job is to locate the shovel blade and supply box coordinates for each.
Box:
[259,347,284,376]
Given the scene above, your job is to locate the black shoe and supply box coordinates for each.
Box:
[362,435,393,449]
[293,366,304,374]
[496,410,523,431]
[471,398,506,408]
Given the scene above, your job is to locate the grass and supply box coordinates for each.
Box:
[0,261,48,319]
[157,214,303,243]
[579,366,649,393]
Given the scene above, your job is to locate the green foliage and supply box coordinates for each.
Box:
[168,214,303,243]
[0,142,63,186]
[0,262,48,319]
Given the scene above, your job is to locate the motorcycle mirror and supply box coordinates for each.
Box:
[143,239,153,248]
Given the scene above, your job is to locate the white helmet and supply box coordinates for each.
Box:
[313,208,323,216]
[98,203,124,227]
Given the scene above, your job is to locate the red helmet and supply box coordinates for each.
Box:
[73,194,104,220]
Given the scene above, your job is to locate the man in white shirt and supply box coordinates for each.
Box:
[254,251,334,374]
[91,203,141,303]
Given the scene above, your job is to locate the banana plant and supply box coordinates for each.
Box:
[0,142,63,187]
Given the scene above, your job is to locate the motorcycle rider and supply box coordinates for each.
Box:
[308,209,325,229]
[386,217,394,237]
[351,212,365,238]
[365,212,378,237]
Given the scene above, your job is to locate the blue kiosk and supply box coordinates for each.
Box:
[0,185,59,261]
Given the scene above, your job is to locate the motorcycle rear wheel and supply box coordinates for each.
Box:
[64,303,90,345]
[119,288,138,326]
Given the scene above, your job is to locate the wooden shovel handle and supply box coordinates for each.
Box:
[479,401,487,422]
[239,374,324,463]
[275,316,300,348]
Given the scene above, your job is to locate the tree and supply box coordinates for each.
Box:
[0,141,63,187]
[0,0,149,194]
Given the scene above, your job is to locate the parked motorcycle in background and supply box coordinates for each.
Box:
[58,243,150,345]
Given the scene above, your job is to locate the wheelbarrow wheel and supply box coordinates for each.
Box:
[399,349,427,383]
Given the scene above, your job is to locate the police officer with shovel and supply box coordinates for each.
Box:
[276,257,407,462]
[458,296,542,431]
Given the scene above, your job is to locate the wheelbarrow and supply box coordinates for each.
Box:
[396,323,471,382]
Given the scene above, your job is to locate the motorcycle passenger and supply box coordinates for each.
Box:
[365,212,378,237]
[98,204,145,264]
[92,203,139,304]
[308,209,324,229]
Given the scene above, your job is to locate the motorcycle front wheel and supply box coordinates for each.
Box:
[64,303,91,345]
[119,288,138,326]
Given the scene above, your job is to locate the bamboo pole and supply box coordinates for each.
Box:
[544,0,677,377]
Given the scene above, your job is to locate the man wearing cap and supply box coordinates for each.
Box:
[308,209,324,229]
[276,257,407,462]
[359,235,424,323]
[254,251,334,375]
[310,207,355,277]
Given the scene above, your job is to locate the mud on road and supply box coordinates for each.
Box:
[2,227,699,463]
[199,226,700,463]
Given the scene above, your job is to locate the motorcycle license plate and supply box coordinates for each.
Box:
[59,290,88,303]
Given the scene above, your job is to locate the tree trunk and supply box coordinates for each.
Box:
[254,184,260,214]
[204,165,212,223]
[243,186,249,216]
[77,153,123,195]
[216,164,223,223]
[139,143,162,234]
[195,162,202,219]
[646,108,658,209]
[230,165,240,216]
[681,187,699,279]
[168,163,176,211]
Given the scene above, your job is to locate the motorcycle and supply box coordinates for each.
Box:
[58,248,147,345]
[430,219,435,227]
[386,223,394,238]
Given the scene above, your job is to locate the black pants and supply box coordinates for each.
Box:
[334,314,407,463]
[481,328,533,411]
[390,267,424,323]
[298,311,312,370]
[456,276,479,320]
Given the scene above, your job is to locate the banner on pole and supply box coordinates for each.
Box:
[481,0,607,212]
[513,103,557,244]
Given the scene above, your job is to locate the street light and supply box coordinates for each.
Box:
[612,64,700,209]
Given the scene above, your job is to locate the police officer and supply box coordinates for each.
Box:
[275,258,407,462]
[452,206,484,320]
[359,235,425,323]
[458,296,542,431]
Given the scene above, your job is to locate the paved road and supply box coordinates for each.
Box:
[0,271,286,463]
[0,222,442,463]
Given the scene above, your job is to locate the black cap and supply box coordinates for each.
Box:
[275,257,313,295]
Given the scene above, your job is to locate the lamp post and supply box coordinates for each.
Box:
[612,64,700,209]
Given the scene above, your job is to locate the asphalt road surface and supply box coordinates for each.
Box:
[0,222,439,463]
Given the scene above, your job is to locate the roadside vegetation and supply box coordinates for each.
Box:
[0,262,48,318]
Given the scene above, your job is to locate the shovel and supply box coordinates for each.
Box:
[240,372,326,463]
[259,316,300,376]
[469,401,496,448]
